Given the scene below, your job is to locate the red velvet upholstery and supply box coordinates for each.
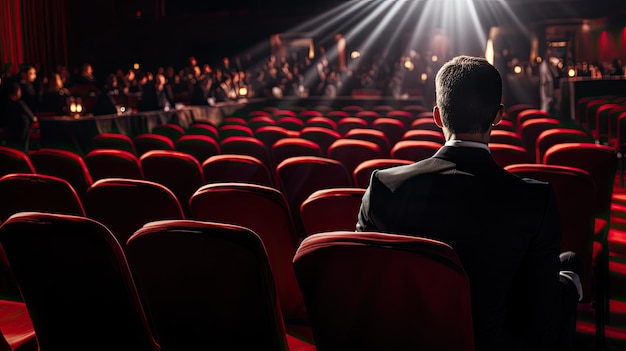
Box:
[518,118,560,161]
[0,146,36,177]
[489,130,524,148]
[353,159,414,188]
[337,117,368,136]
[29,148,93,199]
[255,126,291,149]
[188,183,306,327]
[91,133,137,155]
[293,231,474,350]
[0,173,85,221]
[409,118,440,132]
[185,123,219,139]
[391,140,440,161]
[299,127,341,157]
[133,134,175,156]
[0,212,160,351]
[328,139,385,175]
[220,136,273,169]
[277,117,305,132]
[174,134,220,163]
[488,143,532,168]
[371,117,406,146]
[305,117,337,131]
[0,300,36,351]
[300,188,366,236]
[151,123,185,142]
[535,128,591,164]
[276,156,352,235]
[85,149,144,181]
[84,178,184,244]
[515,109,550,131]
[248,116,277,131]
[202,154,274,187]
[506,164,595,302]
[401,130,444,144]
[343,128,390,156]
[126,220,308,350]
[218,124,254,139]
[272,138,323,166]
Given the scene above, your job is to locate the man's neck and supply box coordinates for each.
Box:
[445,132,490,144]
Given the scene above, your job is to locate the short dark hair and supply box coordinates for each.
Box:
[435,56,502,134]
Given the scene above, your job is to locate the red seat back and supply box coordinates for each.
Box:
[300,188,366,236]
[488,143,532,168]
[202,154,274,187]
[391,140,440,161]
[126,220,289,350]
[353,159,414,188]
[85,149,144,181]
[0,146,36,177]
[175,134,220,163]
[30,148,93,199]
[293,232,474,350]
[328,139,385,175]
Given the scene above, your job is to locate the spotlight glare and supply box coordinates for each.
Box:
[404,59,414,71]
[350,50,361,59]
[568,68,576,77]
[431,55,438,63]
[513,65,522,74]
[421,73,428,81]
[133,63,140,70]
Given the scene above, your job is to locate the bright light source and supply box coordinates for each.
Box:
[350,50,361,59]
[431,55,438,63]
[513,65,522,74]
[239,87,248,96]
[568,68,576,77]
[76,103,83,113]
[421,73,428,81]
[485,39,494,65]
[404,58,414,71]
[557,62,564,69]
[536,57,543,63]
[69,102,76,113]
[133,63,140,70]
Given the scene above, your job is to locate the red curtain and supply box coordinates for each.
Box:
[0,0,25,75]
[22,0,67,75]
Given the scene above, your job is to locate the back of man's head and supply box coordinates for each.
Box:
[435,56,502,134]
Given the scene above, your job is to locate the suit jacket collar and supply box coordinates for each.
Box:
[433,145,500,170]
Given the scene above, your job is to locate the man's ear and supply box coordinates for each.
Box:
[433,106,443,128]
[492,104,504,126]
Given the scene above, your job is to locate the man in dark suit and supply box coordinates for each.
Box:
[356,56,581,351]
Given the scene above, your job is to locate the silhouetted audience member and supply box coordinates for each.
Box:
[138,73,174,112]
[16,65,39,113]
[93,74,119,116]
[0,82,36,151]
[41,72,72,114]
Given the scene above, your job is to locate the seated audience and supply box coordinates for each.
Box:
[92,74,119,116]
[41,72,72,114]
[0,82,36,151]
[138,73,174,111]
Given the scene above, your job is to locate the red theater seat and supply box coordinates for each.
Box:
[0,146,36,177]
[488,143,532,168]
[140,150,205,214]
[299,127,341,157]
[185,123,219,139]
[489,130,525,148]
[300,188,366,236]
[126,220,313,350]
[391,140,440,162]
[85,149,144,181]
[175,134,220,163]
[0,212,160,351]
[189,183,307,330]
[328,139,385,175]
[91,133,137,155]
[133,133,175,156]
[343,128,390,156]
[220,136,273,169]
[151,123,185,143]
[29,148,93,199]
[535,128,591,164]
[276,156,352,236]
[401,130,445,144]
[353,159,414,188]
[305,116,337,131]
[293,232,474,350]
[337,117,368,136]
[202,154,275,188]
[255,126,291,149]
[371,118,406,146]
[218,124,254,139]
[272,138,323,166]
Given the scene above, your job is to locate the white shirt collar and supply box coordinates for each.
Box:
[444,139,490,152]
